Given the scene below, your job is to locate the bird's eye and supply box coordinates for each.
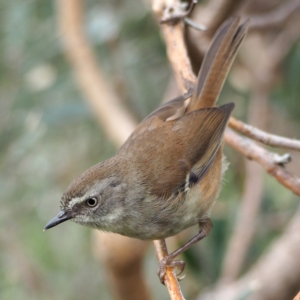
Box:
[86,197,98,207]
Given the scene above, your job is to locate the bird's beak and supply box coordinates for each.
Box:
[44,211,73,231]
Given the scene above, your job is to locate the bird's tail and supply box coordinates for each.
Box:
[187,16,249,112]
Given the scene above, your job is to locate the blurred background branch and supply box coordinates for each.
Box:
[198,208,300,300]
[57,1,151,300]
[58,0,137,145]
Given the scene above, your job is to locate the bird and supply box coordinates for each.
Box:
[45,16,248,283]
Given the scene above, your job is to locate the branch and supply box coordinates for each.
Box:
[225,128,300,196]
[153,240,186,300]
[229,117,300,151]
[160,22,196,91]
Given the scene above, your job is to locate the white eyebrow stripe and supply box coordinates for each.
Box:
[68,196,85,209]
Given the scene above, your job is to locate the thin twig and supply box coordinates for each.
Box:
[225,128,300,196]
[153,240,186,300]
[229,117,300,151]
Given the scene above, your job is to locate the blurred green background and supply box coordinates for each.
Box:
[1,0,299,299]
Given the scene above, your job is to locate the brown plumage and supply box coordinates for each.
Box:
[45,16,249,283]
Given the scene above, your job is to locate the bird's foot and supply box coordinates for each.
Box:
[158,258,186,284]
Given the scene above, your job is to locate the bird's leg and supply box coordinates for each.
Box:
[158,218,213,284]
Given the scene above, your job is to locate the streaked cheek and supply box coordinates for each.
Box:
[101,206,124,222]
[72,214,91,226]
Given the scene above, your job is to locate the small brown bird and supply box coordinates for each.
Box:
[45,16,248,283]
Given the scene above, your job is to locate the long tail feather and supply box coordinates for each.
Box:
[187,17,249,111]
